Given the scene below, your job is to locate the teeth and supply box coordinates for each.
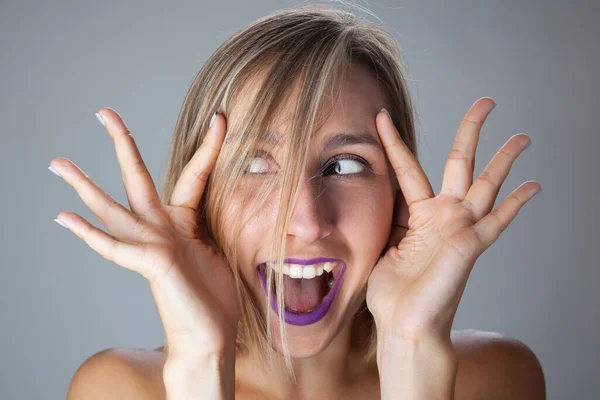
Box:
[302,267,316,279]
[328,277,334,288]
[289,265,303,278]
[323,262,335,273]
[264,261,338,279]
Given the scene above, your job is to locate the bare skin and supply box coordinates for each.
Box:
[66,329,545,399]
[63,62,545,399]
[222,61,396,398]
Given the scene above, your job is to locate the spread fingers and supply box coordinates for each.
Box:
[49,157,143,241]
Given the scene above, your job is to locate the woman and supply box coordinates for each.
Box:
[57,4,545,399]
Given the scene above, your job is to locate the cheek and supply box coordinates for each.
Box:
[233,196,278,273]
[336,183,394,254]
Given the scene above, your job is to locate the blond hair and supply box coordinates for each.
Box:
[158,2,418,382]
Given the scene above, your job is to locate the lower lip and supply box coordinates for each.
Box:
[256,262,347,326]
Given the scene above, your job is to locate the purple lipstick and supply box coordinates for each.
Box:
[257,257,346,326]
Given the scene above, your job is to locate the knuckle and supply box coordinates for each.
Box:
[447,148,466,161]
[75,172,90,186]
[107,237,118,262]
[509,190,525,204]
[102,195,121,216]
[192,169,210,185]
[393,164,411,178]
[462,198,477,217]
[384,141,401,152]
[129,157,148,176]
[488,209,507,233]
[496,147,514,160]
[81,223,96,246]
[477,170,496,187]
[460,117,483,128]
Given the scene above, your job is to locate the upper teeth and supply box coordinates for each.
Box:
[265,261,337,279]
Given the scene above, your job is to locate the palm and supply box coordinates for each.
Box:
[367,196,481,338]
[145,204,240,352]
[366,99,541,340]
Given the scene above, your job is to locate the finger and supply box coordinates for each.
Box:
[472,181,542,247]
[96,108,161,216]
[462,134,532,220]
[55,211,149,278]
[49,158,143,242]
[169,112,226,209]
[376,109,434,207]
[440,97,496,200]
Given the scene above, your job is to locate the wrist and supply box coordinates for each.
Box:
[376,330,458,400]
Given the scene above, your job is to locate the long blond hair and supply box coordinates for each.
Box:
[158,2,418,381]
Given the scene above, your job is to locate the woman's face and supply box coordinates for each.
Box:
[225,62,400,357]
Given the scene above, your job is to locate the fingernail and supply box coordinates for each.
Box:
[48,165,61,177]
[533,187,543,197]
[95,112,105,127]
[54,218,69,229]
[381,108,391,121]
[524,140,532,151]
[490,102,497,113]
[209,112,217,128]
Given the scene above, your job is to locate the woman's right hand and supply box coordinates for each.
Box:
[50,108,239,360]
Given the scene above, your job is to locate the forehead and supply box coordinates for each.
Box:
[230,61,389,144]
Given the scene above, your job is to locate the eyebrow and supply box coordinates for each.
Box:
[262,131,382,151]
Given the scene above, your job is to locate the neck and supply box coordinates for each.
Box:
[236,310,376,399]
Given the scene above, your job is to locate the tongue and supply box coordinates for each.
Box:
[282,274,328,313]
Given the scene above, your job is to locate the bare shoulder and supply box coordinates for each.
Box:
[451,329,546,400]
[67,347,167,400]
[66,331,546,400]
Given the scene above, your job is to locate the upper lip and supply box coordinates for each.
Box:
[257,257,342,268]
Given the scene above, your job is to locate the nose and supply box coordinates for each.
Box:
[286,179,333,244]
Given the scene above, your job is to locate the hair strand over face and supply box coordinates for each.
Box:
[158,2,419,381]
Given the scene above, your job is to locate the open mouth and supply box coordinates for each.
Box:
[256,259,346,326]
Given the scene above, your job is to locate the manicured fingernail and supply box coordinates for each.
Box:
[95,112,105,127]
[209,112,217,128]
[48,165,61,177]
[381,108,391,121]
[54,218,69,228]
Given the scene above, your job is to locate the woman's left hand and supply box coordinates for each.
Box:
[366,97,541,344]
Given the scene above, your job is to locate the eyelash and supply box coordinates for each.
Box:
[322,154,372,179]
[244,152,372,179]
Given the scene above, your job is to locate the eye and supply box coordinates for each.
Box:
[244,157,270,174]
[243,152,372,178]
[322,155,371,178]
[243,150,276,175]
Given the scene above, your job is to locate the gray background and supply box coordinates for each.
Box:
[1,0,597,398]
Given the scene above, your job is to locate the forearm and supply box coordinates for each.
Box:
[377,331,458,400]
[163,345,236,400]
